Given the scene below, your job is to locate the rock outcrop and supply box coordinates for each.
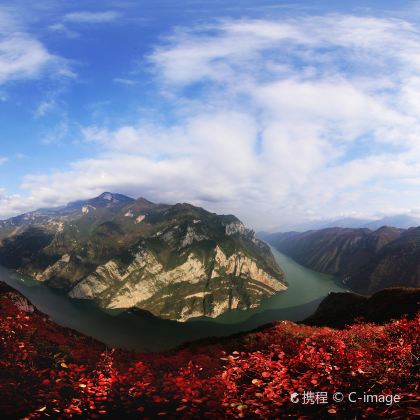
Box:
[211,246,286,292]
[67,243,287,321]
[225,221,246,236]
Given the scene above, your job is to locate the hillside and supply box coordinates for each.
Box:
[304,288,420,328]
[0,282,418,418]
[263,226,420,294]
[0,193,286,321]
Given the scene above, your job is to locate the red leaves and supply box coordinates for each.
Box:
[219,317,420,418]
[0,289,419,418]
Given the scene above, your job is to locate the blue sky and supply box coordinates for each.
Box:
[1,0,420,229]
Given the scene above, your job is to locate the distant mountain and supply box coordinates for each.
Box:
[258,230,300,245]
[273,214,420,232]
[263,226,420,294]
[363,214,420,230]
[64,192,136,211]
[291,217,373,231]
[0,193,286,321]
[263,226,403,276]
[0,192,136,239]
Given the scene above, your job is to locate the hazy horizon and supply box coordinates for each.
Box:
[2,1,420,230]
[2,189,420,233]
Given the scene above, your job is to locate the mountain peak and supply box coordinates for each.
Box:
[99,192,115,201]
[64,192,135,212]
[135,196,155,205]
[95,192,133,203]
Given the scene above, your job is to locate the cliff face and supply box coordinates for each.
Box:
[264,226,420,294]
[0,193,286,321]
[68,246,286,321]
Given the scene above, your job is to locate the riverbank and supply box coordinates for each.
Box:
[0,248,346,351]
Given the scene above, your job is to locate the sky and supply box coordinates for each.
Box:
[1,0,420,230]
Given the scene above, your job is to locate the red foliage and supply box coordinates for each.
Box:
[0,290,418,418]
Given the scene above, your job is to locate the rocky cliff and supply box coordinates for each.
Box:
[0,193,286,321]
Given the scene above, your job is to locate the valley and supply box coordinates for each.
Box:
[0,193,286,322]
[263,226,420,294]
[1,193,417,352]
[0,247,345,352]
[2,3,420,417]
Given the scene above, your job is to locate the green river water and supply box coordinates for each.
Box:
[0,247,346,352]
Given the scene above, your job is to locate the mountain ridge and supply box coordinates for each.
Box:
[268,214,420,233]
[0,192,287,321]
[262,226,420,293]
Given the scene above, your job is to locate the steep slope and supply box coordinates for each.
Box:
[0,193,286,321]
[304,287,420,327]
[262,226,420,293]
[347,227,420,293]
[264,227,402,275]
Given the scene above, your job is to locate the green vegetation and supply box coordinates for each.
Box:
[0,193,286,321]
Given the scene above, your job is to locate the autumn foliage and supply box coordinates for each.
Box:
[0,287,419,419]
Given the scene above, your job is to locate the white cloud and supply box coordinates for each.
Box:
[3,14,420,229]
[48,10,121,39]
[40,119,69,145]
[113,78,138,85]
[0,156,8,165]
[0,35,60,84]
[0,8,72,85]
[34,99,56,118]
[63,11,121,24]
[48,23,79,39]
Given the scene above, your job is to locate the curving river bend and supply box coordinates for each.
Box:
[0,247,347,352]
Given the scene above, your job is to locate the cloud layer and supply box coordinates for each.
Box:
[0,8,71,85]
[3,13,420,229]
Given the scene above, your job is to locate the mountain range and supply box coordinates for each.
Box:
[269,214,420,232]
[0,193,286,321]
[262,226,420,294]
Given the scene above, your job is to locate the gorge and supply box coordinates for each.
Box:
[262,226,420,294]
[0,246,346,352]
[0,193,286,322]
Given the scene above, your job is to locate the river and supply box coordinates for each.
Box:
[0,247,347,352]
